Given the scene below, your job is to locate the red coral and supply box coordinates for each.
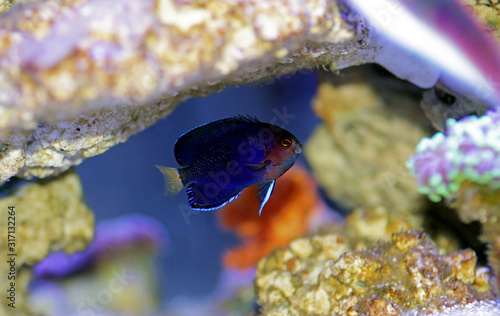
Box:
[219,164,326,270]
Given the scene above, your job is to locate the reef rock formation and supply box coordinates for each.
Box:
[256,230,494,316]
[29,214,167,315]
[0,172,94,315]
[219,165,333,270]
[305,68,431,214]
[0,0,361,184]
[451,181,500,293]
[417,0,500,132]
[430,300,500,316]
[464,0,500,40]
[407,110,500,291]
[0,0,450,185]
[404,0,500,298]
[0,0,497,185]
[420,82,490,132]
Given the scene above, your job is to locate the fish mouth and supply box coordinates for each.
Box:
[294,143,303,154]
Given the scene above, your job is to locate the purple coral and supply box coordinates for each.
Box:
[406,110,500,202]
[33,214,168,278]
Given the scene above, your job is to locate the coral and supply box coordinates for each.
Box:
[28,214,167,315]
[1,104,177,182]
[33,213,168,278]
[218,165,333,270]
[164,268,258,316]
[0,171,94,315]
[332,205,462,257]
[0,0,496,186]
[1,0,354,120]
[0,1,12,14]
[0,0,362,184]
[341,205,422,248]
[463,0,500,40]
[418,0,500,131]
[406,110,500,203]
[447,180,500,293]
[405,3,500,290]
[305,68,430,213]
[256,231,494,316]
[406,110,500,291]
[0,0,451,185]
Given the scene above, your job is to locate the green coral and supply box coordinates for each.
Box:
[407,112,500,203]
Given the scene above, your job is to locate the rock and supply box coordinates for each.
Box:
[0,0,450,185]
[418,0,500,131]
[0,0,360,184]
[429,300,500,316]
[256,230,494,316]
[420,82,489,132]
[218,165,334,270]
[305,68,430,214]
[0,171,94,314]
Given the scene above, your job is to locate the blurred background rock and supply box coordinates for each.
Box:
[1,0,500,315]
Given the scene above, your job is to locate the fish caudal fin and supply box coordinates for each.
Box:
[156,165,184,198]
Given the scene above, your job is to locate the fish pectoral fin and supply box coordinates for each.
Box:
[246,159,270,171]
[256,180,275,216]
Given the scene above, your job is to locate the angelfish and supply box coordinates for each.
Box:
[157,115,302,215]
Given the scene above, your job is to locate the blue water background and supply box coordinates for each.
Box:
[77,71,319,302]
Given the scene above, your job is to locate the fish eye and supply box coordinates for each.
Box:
[280,138,292,148]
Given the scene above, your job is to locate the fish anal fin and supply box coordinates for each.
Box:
[186,183,241,211]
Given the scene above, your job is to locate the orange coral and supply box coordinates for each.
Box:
[218,164,327,270]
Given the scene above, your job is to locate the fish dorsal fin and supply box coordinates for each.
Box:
[257,180,275,216]
[174,115,261,166]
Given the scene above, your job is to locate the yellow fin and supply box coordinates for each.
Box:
[156,165,184,198]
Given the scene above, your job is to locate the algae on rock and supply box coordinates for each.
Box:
[0,171,94,315]
[256,230,494,316]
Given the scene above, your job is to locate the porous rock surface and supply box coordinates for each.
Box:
[256,231,493,316]
[0,171,94,314]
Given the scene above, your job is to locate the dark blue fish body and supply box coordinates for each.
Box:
[157,116,302,214]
